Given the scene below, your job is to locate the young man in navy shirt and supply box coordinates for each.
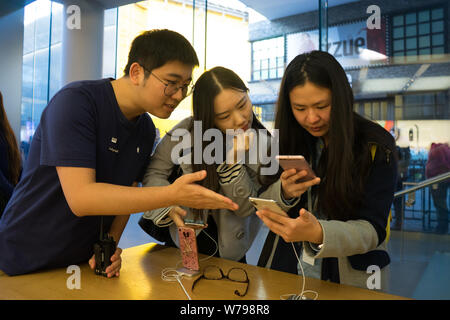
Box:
[0,29,238,276]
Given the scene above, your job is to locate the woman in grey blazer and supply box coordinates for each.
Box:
[256,51,397,292]
[140,67,314,262]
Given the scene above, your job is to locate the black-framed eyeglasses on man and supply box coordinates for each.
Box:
[191,265,249,297]
[140,64,194,97]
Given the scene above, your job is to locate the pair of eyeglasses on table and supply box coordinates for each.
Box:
[191,265,249,297]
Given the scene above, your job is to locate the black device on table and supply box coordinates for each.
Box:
[93,216,116,277]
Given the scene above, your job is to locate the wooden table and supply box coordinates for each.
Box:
[0,243,409,300]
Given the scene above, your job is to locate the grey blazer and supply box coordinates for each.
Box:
[301,219,391,291]
[142,117,297,261]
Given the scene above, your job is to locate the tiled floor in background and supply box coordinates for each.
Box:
[412,251,450,299]
[119,212,450,299]
[387,229,450,299]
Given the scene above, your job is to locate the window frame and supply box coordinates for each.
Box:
[390,4,447,61]
[250,36,285,82]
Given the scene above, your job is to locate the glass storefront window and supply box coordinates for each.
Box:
[102,8,118,79]
[20,0,62,159]
[391,6,445,60]
[251,36,284,81]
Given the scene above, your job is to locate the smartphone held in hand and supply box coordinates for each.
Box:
[184,220,207,228]
[184,211,206,229]
[276,155,317,182]
[249,197,288,217]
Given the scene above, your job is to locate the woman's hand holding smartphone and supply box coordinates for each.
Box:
[281,170,321,199]
[168,206,207,230]
[168,206,188,227]
[277,155,321,199]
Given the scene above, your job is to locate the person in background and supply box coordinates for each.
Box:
[0,91,21,218]
[256,51,397,291]
[425,142,450,234]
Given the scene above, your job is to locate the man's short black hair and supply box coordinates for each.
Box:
[123,29,199,76]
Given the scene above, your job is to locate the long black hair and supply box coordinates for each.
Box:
[189,66,265,192]
[0,91,21,187]
[274,51,376,221]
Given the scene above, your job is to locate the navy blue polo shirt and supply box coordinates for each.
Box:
[0,79,155,275]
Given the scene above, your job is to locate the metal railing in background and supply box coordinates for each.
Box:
[394,172,450,199]
[391,171,449,263]
[393,171,449,231]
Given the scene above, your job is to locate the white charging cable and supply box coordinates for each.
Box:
[161,229,219,300]
[279,242,319,300]
[280,187,319,300]
[198,229,219,262]
[161,267,193,300]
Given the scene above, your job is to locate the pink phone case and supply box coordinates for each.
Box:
[178,227,200,271]
[276,155,316,182]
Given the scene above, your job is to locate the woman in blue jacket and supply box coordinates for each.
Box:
[256,51,397,291]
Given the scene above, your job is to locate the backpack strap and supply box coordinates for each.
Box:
[370,144,392,243]
[370,144,377,162]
